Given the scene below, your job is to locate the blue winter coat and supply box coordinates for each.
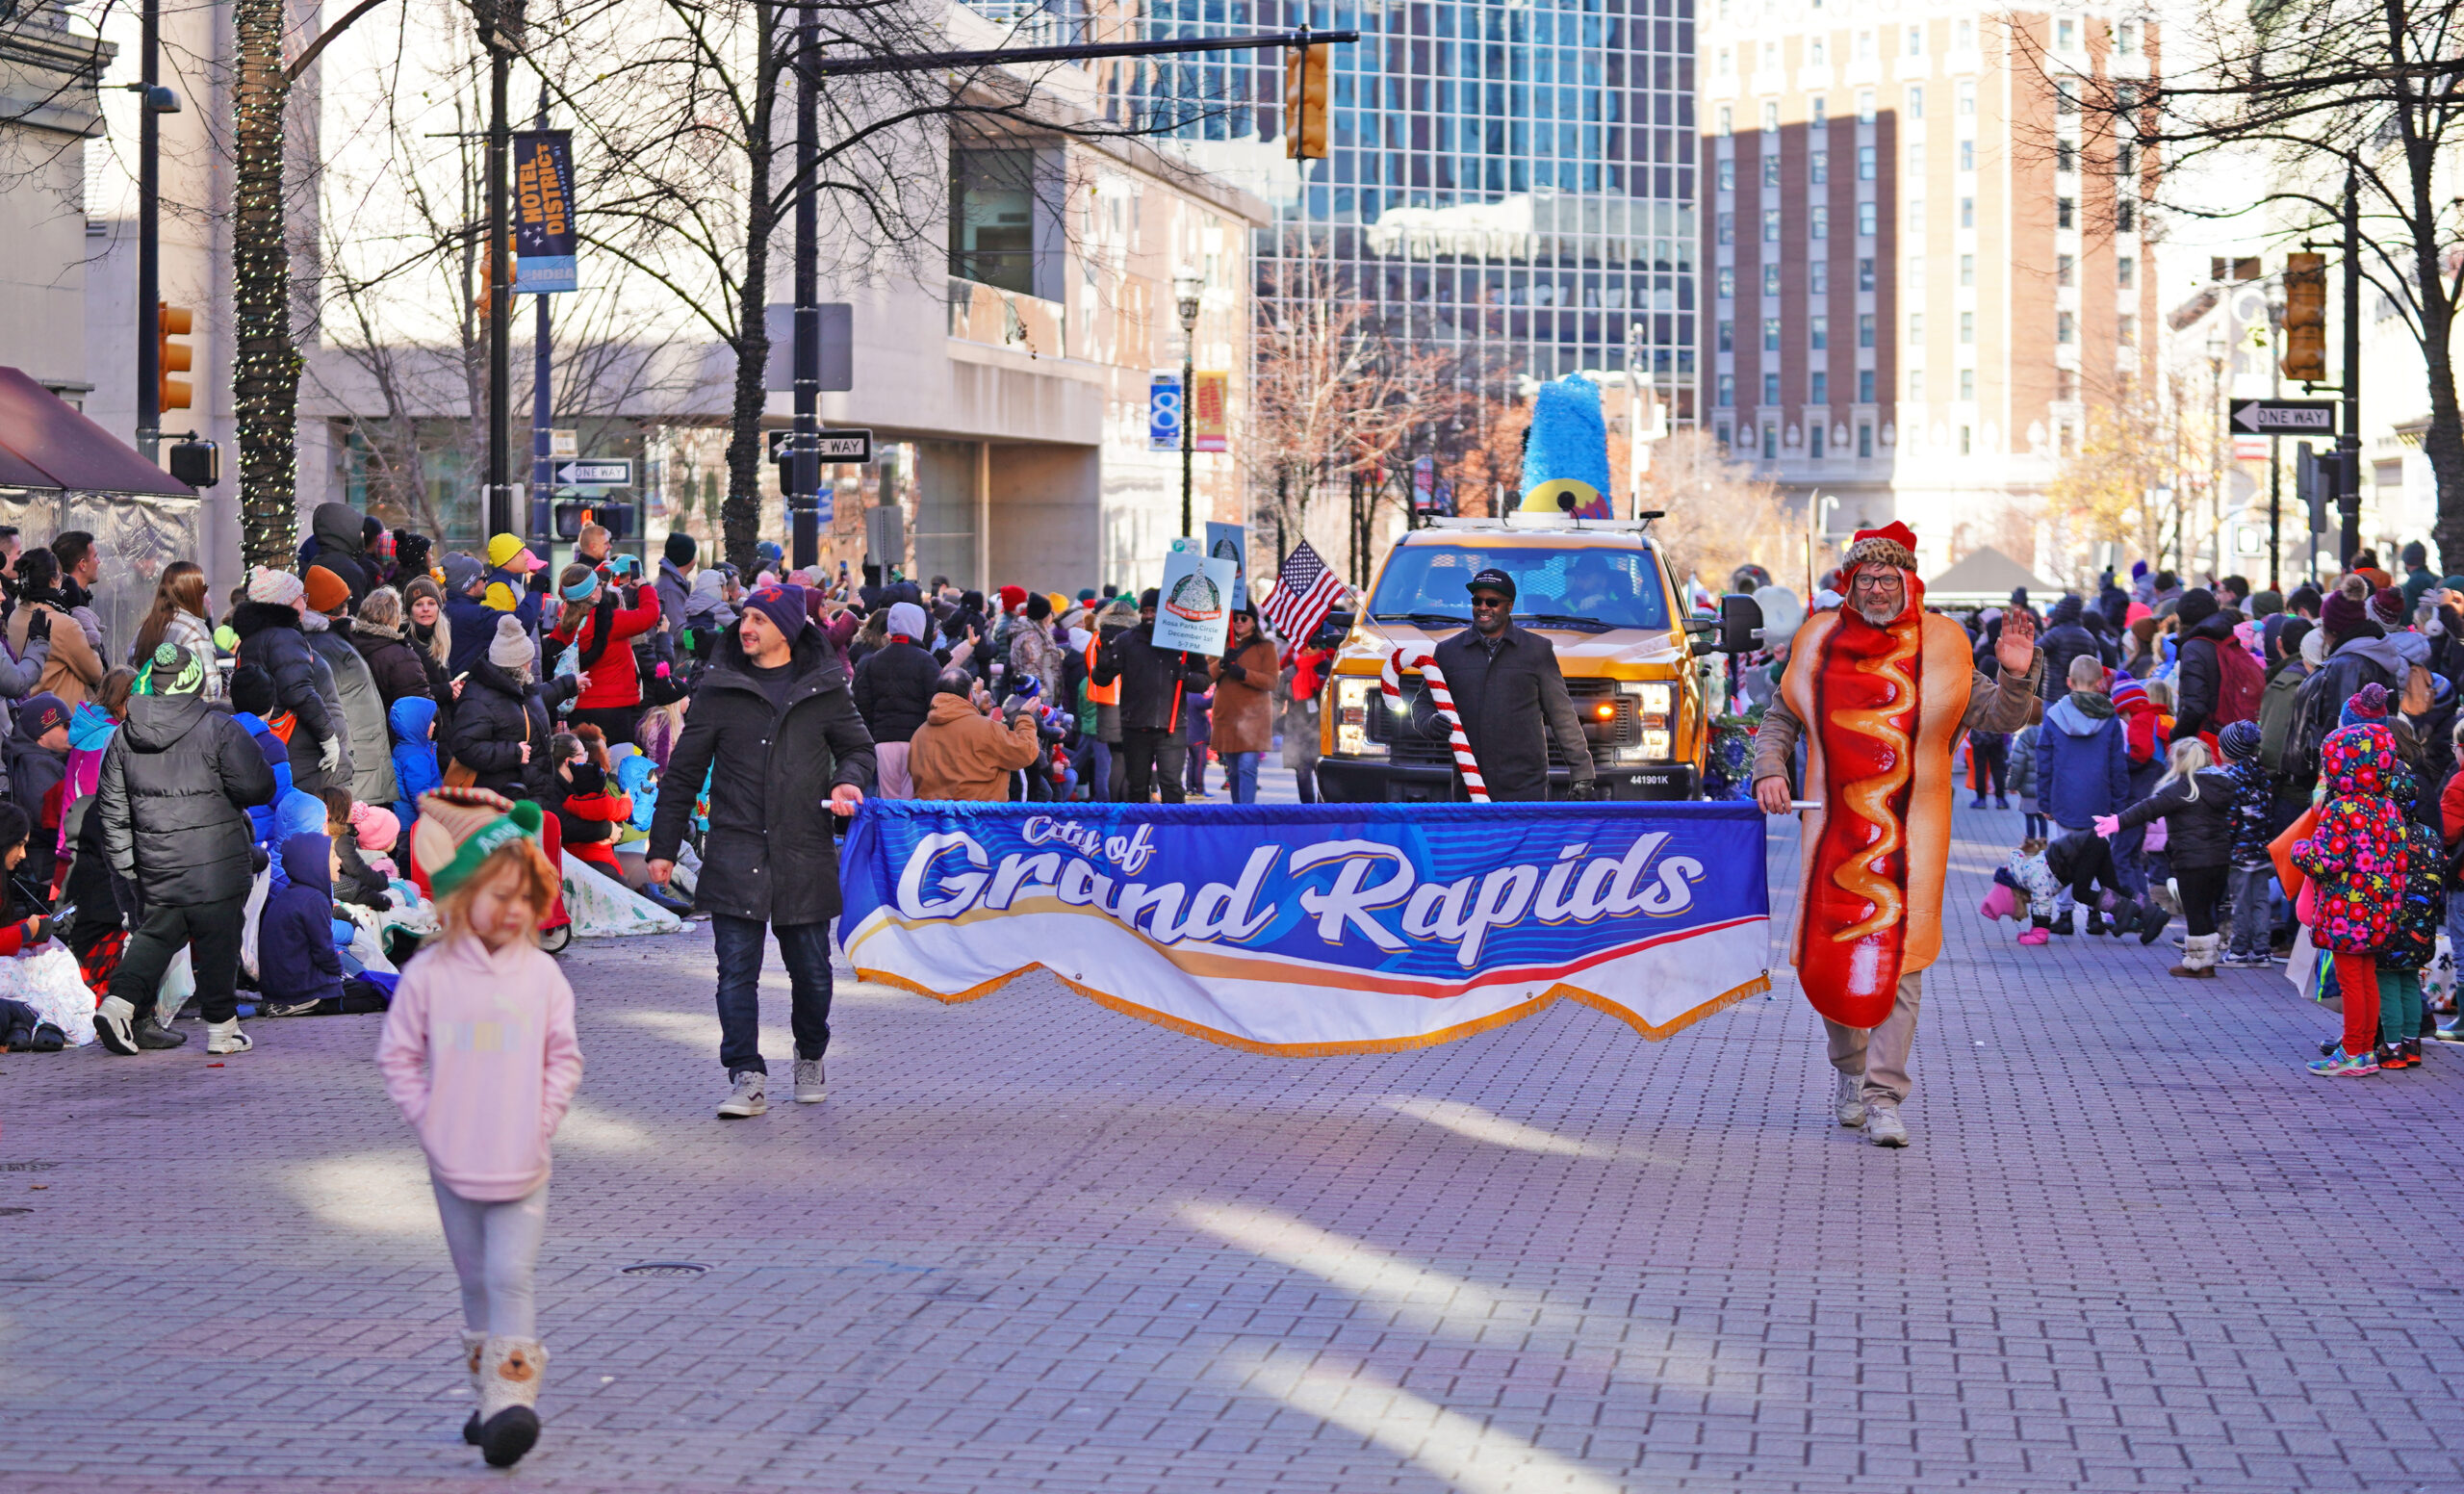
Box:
[2035,691,2131,829]
[234,711,295,845]
[389,694,442,815]
[265,790,327,895]
[259,832,343,1005]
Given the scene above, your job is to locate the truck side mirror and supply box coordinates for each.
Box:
[1718,593,1765,655]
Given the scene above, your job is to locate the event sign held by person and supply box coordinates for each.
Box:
[1155,539,1238,656]
[839,801,1771,1054]
[1204,521,1248,603]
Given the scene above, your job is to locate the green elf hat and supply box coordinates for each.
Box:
[411,786,546,897]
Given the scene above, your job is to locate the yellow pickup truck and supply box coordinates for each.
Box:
[1315,515,1724,802]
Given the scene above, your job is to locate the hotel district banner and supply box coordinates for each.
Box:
[838,802,1771,1056]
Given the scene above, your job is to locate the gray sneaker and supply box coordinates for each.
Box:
[716,1070,768,1119]
[793,1058,826,1104]
[1864,1102,1910,1147]
[1834,1071,1865,1127]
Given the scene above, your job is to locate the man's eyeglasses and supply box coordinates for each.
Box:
[1470,594,1512,610]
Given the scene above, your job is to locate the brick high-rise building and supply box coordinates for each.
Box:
[1699,3,2158,580]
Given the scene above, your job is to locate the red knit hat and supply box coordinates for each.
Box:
[997,584,1027,611]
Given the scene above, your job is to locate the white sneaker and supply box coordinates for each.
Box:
[1864,1102,1910,1147]
[793,1058,826,1104]
[205,1019,252,1055]
[716,1070,767,1119]
[1835,1071,1865,1127]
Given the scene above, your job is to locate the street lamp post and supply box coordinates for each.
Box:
[1174,268,1202,537]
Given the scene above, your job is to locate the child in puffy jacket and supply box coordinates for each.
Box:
[1982,829,2169,947]
[2216,721,2279,968]
[2295,683,2410,1076]
[391,694,443,831]
[2097,738,2236,977]
[258,832,344,1017]
[2373,804,2444,1069]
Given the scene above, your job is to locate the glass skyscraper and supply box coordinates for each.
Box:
[1119,0,1699,410]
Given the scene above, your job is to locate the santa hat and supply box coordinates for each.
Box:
[411,787,544,897]
[1841,522,1918,575]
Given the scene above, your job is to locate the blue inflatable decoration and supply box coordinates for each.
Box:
[1518,375,1614,518]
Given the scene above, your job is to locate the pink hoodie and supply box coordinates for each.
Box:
[375,932,582,1201]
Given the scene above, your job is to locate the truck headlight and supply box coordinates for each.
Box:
[1333,677,1388,759]
[1623,683,1675,762]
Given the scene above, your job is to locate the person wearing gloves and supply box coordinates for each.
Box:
[232,566,347,796]
[850,600,939,799]
[909,668,1041,801]
[90,642,279,1056]
[1091,588,1214,803]
[441,554,501,676]
[377,788,579,1469]
[682,565,739,661]
[1207,605,1279,805]
[2093,739,2237,977]
[7,547,99,708]
[545,562,664,746]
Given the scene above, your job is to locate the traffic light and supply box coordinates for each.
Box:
[2295,440,2338,533]
[1285,43,1330,160]
[155,302,192,412]
[2280,252,2326,384]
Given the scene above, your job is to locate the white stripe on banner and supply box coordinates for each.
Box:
[836,804,1772,1056]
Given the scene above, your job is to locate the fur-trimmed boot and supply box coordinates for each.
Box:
[459,1329,486,1445]
[2169,932,2220,978]
[477,1335,547,1467]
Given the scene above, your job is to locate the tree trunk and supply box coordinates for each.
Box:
[721,6,781,577]
[233,0,298,569]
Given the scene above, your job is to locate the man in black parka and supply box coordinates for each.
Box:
[648,583,874,1120]
[1412,567,1598,803]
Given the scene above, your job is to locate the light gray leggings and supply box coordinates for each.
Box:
[430,1177,548,1338]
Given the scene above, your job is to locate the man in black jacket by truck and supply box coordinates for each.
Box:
[1091,589,1211,803]
[1411,568,1597,803]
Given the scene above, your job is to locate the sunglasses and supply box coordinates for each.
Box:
[1470,595,1512,609]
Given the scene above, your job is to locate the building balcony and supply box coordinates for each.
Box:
[946,275,1067,362]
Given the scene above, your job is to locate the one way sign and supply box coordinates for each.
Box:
[2230,399,2337,435]
[552,459,634,486]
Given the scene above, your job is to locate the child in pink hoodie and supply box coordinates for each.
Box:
[376,787,579,1470]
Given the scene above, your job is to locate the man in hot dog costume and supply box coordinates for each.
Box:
[1751,524,2040,1146]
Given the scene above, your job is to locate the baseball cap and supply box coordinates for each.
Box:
[1467,567,1518,601]
[486,534,547,573]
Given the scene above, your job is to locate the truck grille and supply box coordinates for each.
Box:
[1369,676,1632,769]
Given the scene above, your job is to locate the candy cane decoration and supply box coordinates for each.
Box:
[1380,644,1489,802]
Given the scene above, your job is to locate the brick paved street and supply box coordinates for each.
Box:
[5,785,2463,1493]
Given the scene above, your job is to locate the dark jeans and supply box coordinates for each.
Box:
[709,914,834,1075]
[111,893,247,1026]
[1971,738,2008,798]
[564,703,640,748]
[1120,728,1186,803]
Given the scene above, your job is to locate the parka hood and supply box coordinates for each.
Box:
[279,831,333,895]
[2048,692,2116,734]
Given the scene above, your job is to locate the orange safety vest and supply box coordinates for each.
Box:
[1085,638,1118,706]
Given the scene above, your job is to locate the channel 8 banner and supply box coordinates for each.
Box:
[838,801,1771,1055]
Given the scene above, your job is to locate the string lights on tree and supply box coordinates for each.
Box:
[233,0,298,568]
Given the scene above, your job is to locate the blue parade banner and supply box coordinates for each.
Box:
[512,130,578,293]
[838,801,1771,1055]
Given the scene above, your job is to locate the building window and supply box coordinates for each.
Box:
[1959,140,1974,171]
[1717,46,1732,74]
[1858,145,1876,180]
[2117,255,2135,289]
[2057,197,2075,228]
[1811,151,1828,185]
[1908,143,1926,176]
[1960,311,1974,344]
[1717,159,1734,192]
[1859,370,1876,402]
[1717,320,1733,351]
[2057,141,2076,173]
[1960,253,1974,286]
[1858,90,1876,123]
[1810,371,1829,403]
[1763,424,1779,459]
[1959,425,1971,454]
[1958,18,1974,47]
[1810,38,1827,65]
[1762,318,1781,351]
[1810,424,1827,458]
[1908,25,1922,55]
[1907,85,1924,118]
[1909,312,1924,341]
[1811,206,1829,239]
[2057,81,2077,116]
[1719,106,1733,136]
[949,147,1041,295]
[1716,423,1732,449]
[1910,369,1926,399]
[1856,29,1874,59]
[1763,373,1781,403]
[1858,423,1874,456]
[1858,258,1875,291]
[1763,209,1781,242]
[2058,368,2078,399]
[2118,19,2140,54]
[2118,143,2137,176]
[1858,201,1877,236]
[1718,266,1735,298]
[1960,196,1976,228]
[1718,213,1735,245]
[1762,154,1780,189]
[1858,312,1876,347]
[2058,310,2076,343]
[1718,374,1734,407]
[1907,198,1925,230]
[1958,79,1975,115]
[1763,101,1781,133]
[1811,95,1828,126]
[2119,314,2137,347]
[1810,316,1829,349]
[1763,263,1782,296]
[2056,18,2076,50]
[2057,253,2075,286]
[2118,197,2136,232]
[1810,260,1829,294]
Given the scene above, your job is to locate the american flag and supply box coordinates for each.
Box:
[1260,540,1347,650]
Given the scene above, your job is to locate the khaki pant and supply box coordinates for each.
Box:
[873,740,912,799]
[1824,969,1923,1107]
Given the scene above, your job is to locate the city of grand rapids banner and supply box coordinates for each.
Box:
[838,801,1771,1055]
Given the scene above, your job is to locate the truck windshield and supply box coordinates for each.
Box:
[1368,546,1671,631]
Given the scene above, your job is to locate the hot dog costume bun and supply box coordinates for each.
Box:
[1777,523,1971,1029]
